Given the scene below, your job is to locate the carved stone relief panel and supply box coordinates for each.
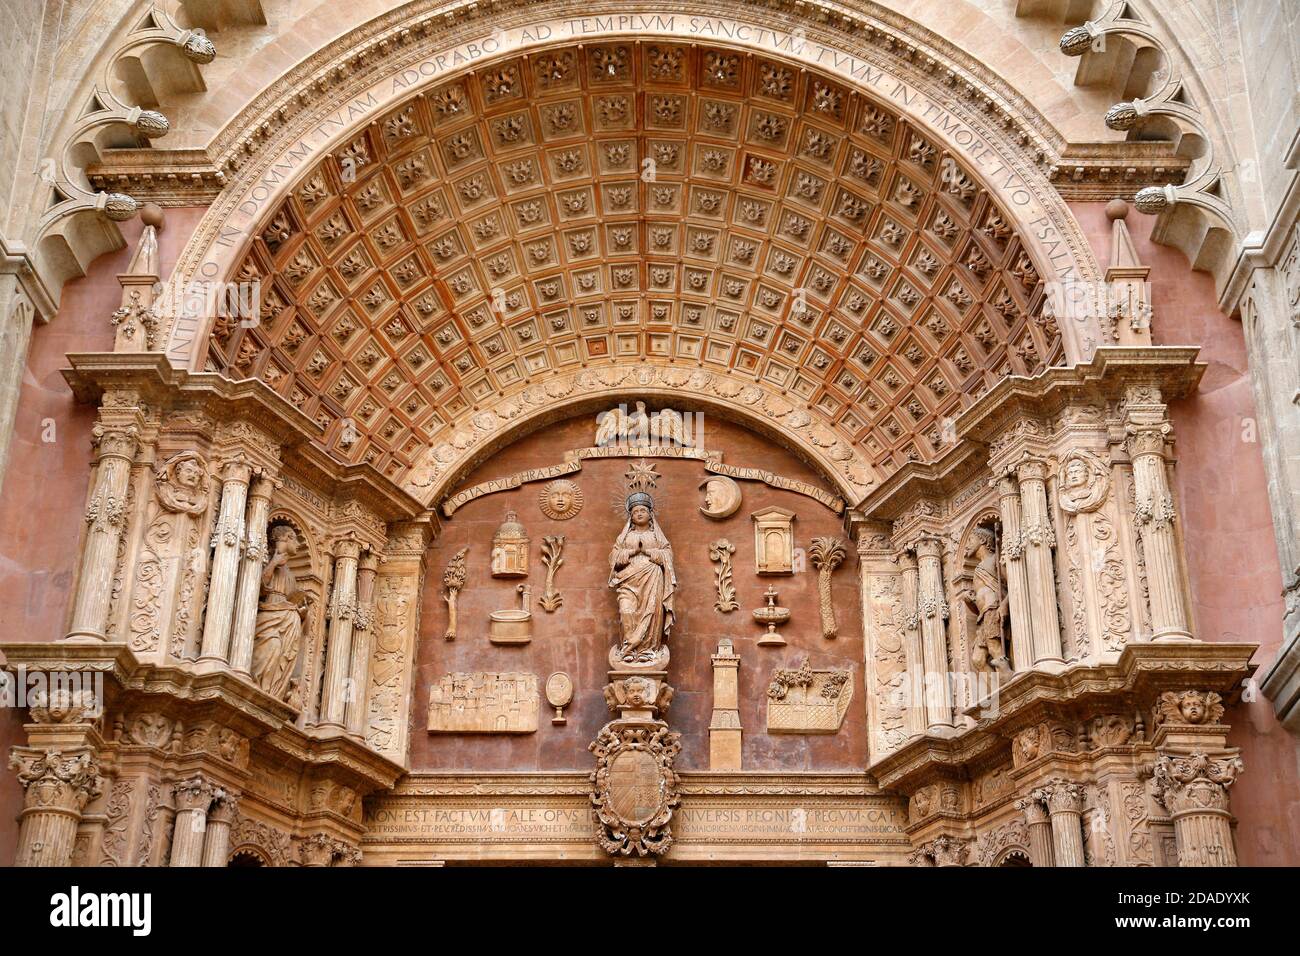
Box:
[427,672,539,733]
[766,658,853,733]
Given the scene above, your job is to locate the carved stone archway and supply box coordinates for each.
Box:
[175,37,1108,503]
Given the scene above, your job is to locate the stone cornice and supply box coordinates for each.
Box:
[0,641,405,793]
[867,641,1257,793]
[1050,142,1190,202]
[955,347,1205,446]
[855,347,1204,523]
[61,352,424,523]
[386,770,889,797]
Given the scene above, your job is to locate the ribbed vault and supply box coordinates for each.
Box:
[201,42,1064,495]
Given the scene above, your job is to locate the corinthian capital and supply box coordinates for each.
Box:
[172,775,218,813]
[1015,794,1051,826]
[1152,752,1243,814]
[90,423,139,461]
[1125,421,1171,459]
[10,749,102,811]
[1040,779,1085,814]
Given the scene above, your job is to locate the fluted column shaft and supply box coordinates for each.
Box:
[320,540,363,729]
[996,474,1034,671]
[1016,457,1064,666]
[229,473,278,678]
[198,459,254,665]
[66,425,139,641]
[345,551,381,735]
[1126,423,1192,641]
[169,777,215,867]
[1042,781,1086,867]
[899,551,926,738]
[1016,795,1056,867]
[915,537,951,731]
[200,794,238,867]
[10,750,101,866]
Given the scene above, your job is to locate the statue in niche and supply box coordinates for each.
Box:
[608,492,676,664]
[252,524,310,700]
[964,526,1011,675]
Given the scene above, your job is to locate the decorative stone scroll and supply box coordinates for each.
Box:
[766,659,854,733]
[426,672,539,734]
[440,445,844,518]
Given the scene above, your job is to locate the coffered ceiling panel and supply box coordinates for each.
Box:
[202,43,1063,489]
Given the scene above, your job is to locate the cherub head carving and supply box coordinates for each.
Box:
[1156,690,1224,726]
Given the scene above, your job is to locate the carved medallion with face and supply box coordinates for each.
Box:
[698,475,742,519]
[539,479,584,520]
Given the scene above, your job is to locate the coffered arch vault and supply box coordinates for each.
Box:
[195,41,1080,507]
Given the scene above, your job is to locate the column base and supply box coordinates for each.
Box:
[61,633,106,644]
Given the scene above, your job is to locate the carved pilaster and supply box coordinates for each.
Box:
[297,831,352,867]
[345,549,382,735]
[1016,794,1056,867]
[1038,779,1086,867]
[200,791,239,867]
[197,457,254,667]
[915,536,952,731]
[320,537,363,729]
[66,422,140,642]
[995,473,1034,671]
[1015,456,1064,667]
[1123,396,1192,641]
[229,471,281,678]
[9,749,103,866]
[898,550,926,739]
[169,776,217,867]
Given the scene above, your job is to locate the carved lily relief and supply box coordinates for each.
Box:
[708,539,739,612]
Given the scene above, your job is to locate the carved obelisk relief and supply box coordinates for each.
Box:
[590,490,681,858]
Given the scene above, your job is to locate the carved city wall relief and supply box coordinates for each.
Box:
[412,413,865,773]
[426,672,539,733]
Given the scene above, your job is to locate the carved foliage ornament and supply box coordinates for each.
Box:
[589,721,682,857]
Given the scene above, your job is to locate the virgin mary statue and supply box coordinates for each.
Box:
[608,492,676,663]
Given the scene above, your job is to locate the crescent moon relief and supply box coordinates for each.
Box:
[699,476,742,519]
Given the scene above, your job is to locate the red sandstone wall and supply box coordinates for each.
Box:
[0,208,205,866]
[412,414,865,772]
[1073,202,1300,866]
